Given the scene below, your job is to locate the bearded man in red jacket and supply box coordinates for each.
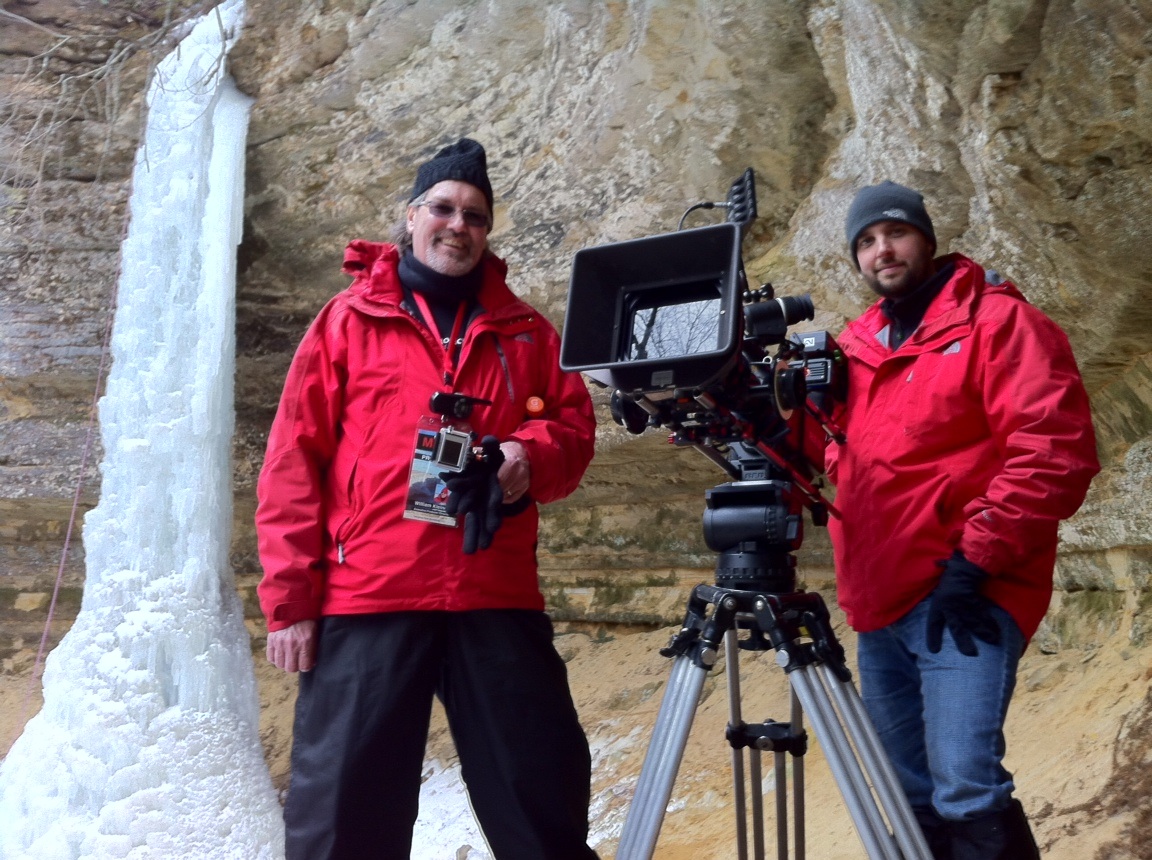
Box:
[255,138,599,860]
[825,181,1099,860]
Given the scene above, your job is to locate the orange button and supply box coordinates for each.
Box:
[526,396,545,417]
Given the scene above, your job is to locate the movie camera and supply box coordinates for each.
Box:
[560,169,847,585]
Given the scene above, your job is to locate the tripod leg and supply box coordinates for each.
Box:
[818,664,933,860]
[788,665,903,860]
[791,691,805,860]
[723,630,753,860]
[748,749,766,860]
[616,653,710,860]
[772,748,787,860]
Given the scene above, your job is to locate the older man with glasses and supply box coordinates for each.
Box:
[256,138,599,860]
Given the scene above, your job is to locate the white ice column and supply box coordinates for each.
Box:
[0,0,284,856]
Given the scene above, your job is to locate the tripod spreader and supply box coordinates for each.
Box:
[726,719,808,756]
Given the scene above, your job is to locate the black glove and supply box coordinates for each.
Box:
[441,435,505,554]
[925,550,1002,657]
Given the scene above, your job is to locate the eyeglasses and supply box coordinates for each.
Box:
[415,200,491,229]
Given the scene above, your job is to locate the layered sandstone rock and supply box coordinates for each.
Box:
[2,0,1150,853]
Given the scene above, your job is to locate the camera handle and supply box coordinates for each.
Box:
[614,543,932,860]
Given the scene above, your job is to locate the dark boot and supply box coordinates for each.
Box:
[949,798,1040,860]
[1004,798,1041,858]
[913,807,952,860]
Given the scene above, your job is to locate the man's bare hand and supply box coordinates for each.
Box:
[498,440,530,503]
[266,619,318,673]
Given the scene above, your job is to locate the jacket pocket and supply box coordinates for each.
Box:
[332,456,362,562]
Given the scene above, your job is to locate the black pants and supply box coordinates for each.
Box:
[284,610,599,860]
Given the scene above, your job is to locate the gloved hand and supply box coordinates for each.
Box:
[441,435,505,554]
[925,550,1002,656]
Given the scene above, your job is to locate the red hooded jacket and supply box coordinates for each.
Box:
[826,254,1099,640]
[256,242,596,632]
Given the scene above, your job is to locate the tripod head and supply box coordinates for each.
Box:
[704,478,801,594]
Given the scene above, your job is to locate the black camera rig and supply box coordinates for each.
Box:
[560,169,846,592]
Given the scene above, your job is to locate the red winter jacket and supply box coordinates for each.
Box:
[256,242,596,632]
[825,254,1099,640]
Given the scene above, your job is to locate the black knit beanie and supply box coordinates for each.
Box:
[409,138,493,213]
[845,180,936,268]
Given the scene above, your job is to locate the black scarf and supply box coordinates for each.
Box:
[397,251,483,340]
[880,261,955,350]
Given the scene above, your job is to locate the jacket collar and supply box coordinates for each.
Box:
[841,254,1024,364]
[339,240,526,321]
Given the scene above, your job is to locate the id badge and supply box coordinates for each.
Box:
[403,415,466,526]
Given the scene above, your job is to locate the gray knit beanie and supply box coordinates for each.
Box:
[845,180,936,268]
[409,137,493,213]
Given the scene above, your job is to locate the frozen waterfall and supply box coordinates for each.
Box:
[0,1,284,856]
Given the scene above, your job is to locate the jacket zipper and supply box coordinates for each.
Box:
[493,338,516,401]
[334,458,360,566]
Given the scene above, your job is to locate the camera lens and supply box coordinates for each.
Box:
[777,294,815,326]
[745,293,815,342]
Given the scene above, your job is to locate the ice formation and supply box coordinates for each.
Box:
[0,1,284,856]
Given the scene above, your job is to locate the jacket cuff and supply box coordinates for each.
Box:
[267,600,320,632]
[957,539,1004,578]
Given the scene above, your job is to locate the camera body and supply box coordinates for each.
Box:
[432,427,474,472]
[427,392,493,473]
[558,168,847,592]
[559,218,845,490]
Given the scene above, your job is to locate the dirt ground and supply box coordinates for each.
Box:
[3,605,1151,859]
[257,606,1152,858]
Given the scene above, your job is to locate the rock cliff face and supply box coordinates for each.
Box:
[236,0,1152,650]
[2,0,1151,854]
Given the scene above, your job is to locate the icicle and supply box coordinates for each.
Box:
[0,1,284,856]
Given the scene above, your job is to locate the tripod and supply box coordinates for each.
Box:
[615,481,932,860]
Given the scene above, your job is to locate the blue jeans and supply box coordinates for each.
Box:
[856,597,1025,822]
